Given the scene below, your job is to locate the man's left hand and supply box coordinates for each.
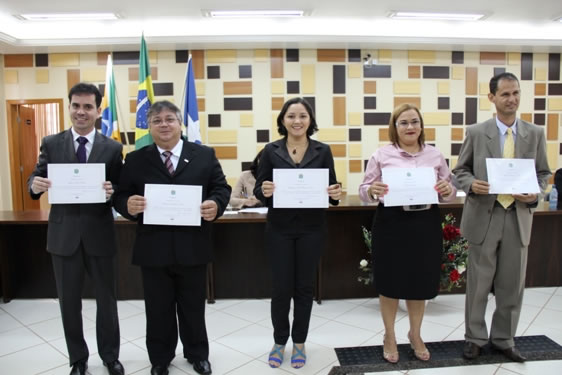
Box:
[513,193,537,203]
[103,181,114,201]
[201,200,218,221]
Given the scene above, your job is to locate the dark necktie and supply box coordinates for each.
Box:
[76,136,88,163]
[162,151,174,175]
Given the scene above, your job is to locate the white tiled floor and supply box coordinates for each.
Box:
[1,287,561,375]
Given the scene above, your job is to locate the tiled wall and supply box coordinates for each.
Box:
[2,49,561,196]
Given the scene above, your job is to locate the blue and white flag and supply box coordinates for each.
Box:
[183,55,202,144]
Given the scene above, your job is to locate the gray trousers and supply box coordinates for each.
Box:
[464,204,527,349]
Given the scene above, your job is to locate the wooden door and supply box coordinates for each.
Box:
[17,106,40,210]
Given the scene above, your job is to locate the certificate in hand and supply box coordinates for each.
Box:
[143,184,202,226]
[48,163,106,204]
[273,168,329,208]
[486,158,540,194]
[382,167,438,207]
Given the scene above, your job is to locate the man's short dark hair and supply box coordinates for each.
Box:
[489,72,519,94]
[147,100,182,123]
[68,83,102,108]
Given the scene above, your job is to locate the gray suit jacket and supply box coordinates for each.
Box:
[28,129,123,256]
[453,118,551,246]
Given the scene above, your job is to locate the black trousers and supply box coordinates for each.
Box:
[51,245,120,366]
[141,264,208,366]
[266,223,325,345]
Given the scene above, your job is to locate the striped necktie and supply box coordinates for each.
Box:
[497,128,515,208]
[162,151,174,175]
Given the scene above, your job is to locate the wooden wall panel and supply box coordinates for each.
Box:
[270,49,284,78]
[547,114,559,141]
[67,69,80,92]
[4,54,33,67]
[333,97,346,125]
[480,52,506,65]
[224,82,252,95]
[465,67,478,95]
[394,97,421,109]
[317,49,346,62]
[192,50,205,79]
[214,146,237,159]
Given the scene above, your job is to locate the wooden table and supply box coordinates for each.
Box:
[0,196,560,302]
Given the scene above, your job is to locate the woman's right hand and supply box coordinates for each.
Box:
[261,181,275,198]
[369,181,389,199]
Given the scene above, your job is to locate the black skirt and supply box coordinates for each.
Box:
[371,203,442,300]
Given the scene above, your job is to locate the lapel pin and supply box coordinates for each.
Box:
[184,158,189,163]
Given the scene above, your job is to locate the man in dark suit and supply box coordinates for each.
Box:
[113,100,230,375]
[453,73,551,362]
[28,83,124,375]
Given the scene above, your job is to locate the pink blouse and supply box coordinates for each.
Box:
[359,144,456,203]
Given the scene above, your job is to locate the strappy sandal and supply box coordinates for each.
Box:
[383,334,399,363]
[408,331,430,361]
[291,343,306,369]
[268,344,285,368]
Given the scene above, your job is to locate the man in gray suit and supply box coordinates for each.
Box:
[28,83,124,375]
[453,72,551,362]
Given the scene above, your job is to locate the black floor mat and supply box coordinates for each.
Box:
[330,335,562,374]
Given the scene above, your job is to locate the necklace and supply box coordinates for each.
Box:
[287,140,308,155]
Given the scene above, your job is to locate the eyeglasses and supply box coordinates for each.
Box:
[395,119,421,128]
[150,117,179,126]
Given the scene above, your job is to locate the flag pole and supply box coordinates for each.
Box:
[180,54,192,134]
[112,70,130,147]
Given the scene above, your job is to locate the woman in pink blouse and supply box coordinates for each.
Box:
[359,104,456,364]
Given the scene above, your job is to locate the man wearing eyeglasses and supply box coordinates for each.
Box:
[114,101,231,375]
[453,72,550,362]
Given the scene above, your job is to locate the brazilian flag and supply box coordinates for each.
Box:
[134,34,155,149]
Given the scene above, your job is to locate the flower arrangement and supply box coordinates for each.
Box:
[357,226,372,285]
[440,213,469,291]
[357,213,469,292]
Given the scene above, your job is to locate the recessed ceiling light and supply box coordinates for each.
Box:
[388,11,485,21]
[204,10,305,18]
[17,13,120,21]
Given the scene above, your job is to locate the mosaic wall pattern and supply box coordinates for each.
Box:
[3,49,561,192]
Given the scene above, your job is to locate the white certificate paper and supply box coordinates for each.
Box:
[273,169,329,208]
[143,184,202,226]
[48,163,106,204]
[486,158,540,194]
[381,167,438,207]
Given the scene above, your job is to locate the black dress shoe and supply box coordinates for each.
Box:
[492,345,527,362]
[103,359,125,375]
[150,365,169,375]
[188,359,212,375]
[463,341,481,359]
[69,361,87,375]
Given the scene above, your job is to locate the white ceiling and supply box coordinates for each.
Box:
[0,0,561,53]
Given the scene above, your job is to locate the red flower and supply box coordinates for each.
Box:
[449,269,460,282]
[448,253,455,261]
[441,264,446,270]
[443,224,460,241]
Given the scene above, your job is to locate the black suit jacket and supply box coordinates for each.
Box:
[113,141,231,267]
[28,129,123,256]
[254,138,339,229]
